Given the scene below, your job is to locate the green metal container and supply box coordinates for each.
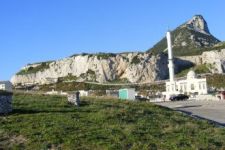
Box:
[119,88,135,100]
[119,89,128,100]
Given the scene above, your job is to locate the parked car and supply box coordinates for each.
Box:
[169,94,189,101]
[135,96,148,101]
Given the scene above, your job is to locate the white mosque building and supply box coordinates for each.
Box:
[163,31,208,100]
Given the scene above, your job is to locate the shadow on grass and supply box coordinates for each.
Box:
[174,105,202,109]
[9,101,92,115]
[10,108,79,115]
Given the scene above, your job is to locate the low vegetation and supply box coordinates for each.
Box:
[148,27,220,56]
[70,52,117,60]
[0,93,225,149]
[70,52,90,57]
[40,82,122,91]
[176,64,211,77]
[80,69,97,82]
[16,62,51,75]
[58,74,78,82]
[137,83,165,92]
[207,74,225,89]
[131,55,141,64]
[96,53,117,60]
[39,81,165,92]
[108,78,130,84]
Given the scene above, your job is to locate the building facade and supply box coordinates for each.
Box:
[0,81,13,92]
[165,71,208,99]
[163,31,208,99]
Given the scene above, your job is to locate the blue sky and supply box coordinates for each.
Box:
[1,0,225,80]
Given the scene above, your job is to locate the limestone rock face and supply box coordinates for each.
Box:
[11,49,225,86]
[11,53,174,85]
[184,15,210,34]
[178,49,225,73]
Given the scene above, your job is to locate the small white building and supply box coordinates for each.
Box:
[162,31,208,100]
[79,90,89,97]
[0,81,13,92]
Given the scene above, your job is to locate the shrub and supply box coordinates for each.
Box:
[131,55,141,64]
[58,74,78,82]
[96,53,117,60]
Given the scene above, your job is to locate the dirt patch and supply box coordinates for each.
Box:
[0,134,27,148]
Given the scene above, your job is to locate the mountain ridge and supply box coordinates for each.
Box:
[11,15,225,86]
[148,15,220,56]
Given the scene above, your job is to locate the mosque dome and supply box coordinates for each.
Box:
[187,70,196,79]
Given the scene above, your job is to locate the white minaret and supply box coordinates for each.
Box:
[166,31,175,82]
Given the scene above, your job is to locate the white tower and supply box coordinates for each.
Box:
[166,31,175,82]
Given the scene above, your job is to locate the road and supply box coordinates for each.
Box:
[154,100,225,126]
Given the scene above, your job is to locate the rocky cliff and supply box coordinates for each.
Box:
[11,15,225,86]
[11,52,193,85]
[178,49,225,73]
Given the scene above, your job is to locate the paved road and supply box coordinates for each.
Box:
[154,100,225,126]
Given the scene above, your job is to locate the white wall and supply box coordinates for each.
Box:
[127,89,136,100]
[164,77,208,99]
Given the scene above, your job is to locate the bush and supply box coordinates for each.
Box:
[58,74,78,82]
[131,55,141,64]
[96,53,117,60]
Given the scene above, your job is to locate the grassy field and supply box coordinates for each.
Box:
[0,94,225,149]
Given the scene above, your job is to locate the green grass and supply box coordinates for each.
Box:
[1,93,225,149]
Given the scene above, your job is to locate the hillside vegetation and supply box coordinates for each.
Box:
[207,74,225,89]
[148,27,220,56]
[176,64,211,77]
[39,81,166,92]
[16,62,51,75]
[0,93,225,149]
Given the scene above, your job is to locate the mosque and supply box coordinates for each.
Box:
[162,31,208,100]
